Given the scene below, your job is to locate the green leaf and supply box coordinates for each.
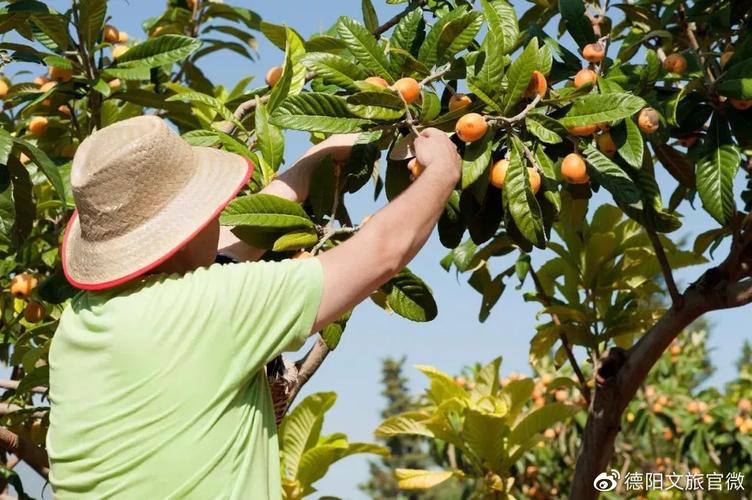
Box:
[461,130,494,189]
[502,38,538,114]
[471,32,505,104]
[270,93,373,133]
[436,11,484,63]
[525,114,563,144]
[338,17,394,82]
[4,157,35,249]
[417,8,466,68]
[508,403,580,446]
[612,118,644,168]
[32,14,70,50]
[12,138,66,202]
[504,136,545,248]
[166,91,237,124]
[220,194,314,230]
[116,35,201,69]
[582,145,642,209]
[279,392,337,475]
[375,412,434,438]
[395,469,454,491]
[716,58,752,99]
[559,93,647,128]
[346,91,405,120]
[463,409,506,469]
[78,0,106,51]
[696,114,740,225]
[102,65,151,80]
[272,230,318,251]
[381,269,438,322]
[362,0,379,33]
[0,130,13,166]
[301,52,368,92]
[558,0,596,48]
[481,0,519,54]
[255,99,284,171]
[389,8,424,71]
[267,27,307,111]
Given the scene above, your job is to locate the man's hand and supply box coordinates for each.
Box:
[413,128,462,183]
[312,128,461,332]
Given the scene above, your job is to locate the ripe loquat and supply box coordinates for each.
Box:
[392,77,421,104]
[448,93,472,112]
[561,153,589,184]
[455,113,488,143]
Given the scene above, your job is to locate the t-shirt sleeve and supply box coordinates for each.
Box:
[182,258,324,373]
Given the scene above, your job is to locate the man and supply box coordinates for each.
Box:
[48,115,460,498]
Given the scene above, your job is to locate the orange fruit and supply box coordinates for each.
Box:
[448,93,472,112]
[364,76,389,88]
[49,66,73,82]
[554,389,568,402]
[561,153,589,184]
[638,107,660,134]
[392,77,421,104]
[663,53,687,74]
[104,24,120,43]
[702,414,713,424]
[292,250,312,259]
[543,428,556,439]
[33,75,49,86]
[57,104,71,116]
[574,68,597,88]
[663,429,673,440]
[597,132,617,157]
[408,158,425,180]
[670,344,681,355]
[686,401,700,414]
[0,80,8,99]
[489,159,509,188]
[597,122,610,131]
[652,402,664,413]
[729,99,752,111]
[118,31,129,43]
[24,301,45,323]
[738,398,751,412]
[112,45,129,60]
[40,81,56,93]
[582,42,606,63]
[677,133,699,148]
[455,113,488,143]
[525,70,547,99]
[528,168,541,194]
[108,78,122,91]
[10,272,38,298]
[567,124,597,136]
[720,50,733,68]
[29,116,48,136]
[265,66,283,87]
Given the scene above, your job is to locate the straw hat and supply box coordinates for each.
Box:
[62,116,253,290]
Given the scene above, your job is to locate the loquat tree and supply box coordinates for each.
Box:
[0,0,751,498]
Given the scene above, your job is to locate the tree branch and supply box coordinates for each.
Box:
[287,338,331,408]
[372,0,428,38]
[646,230,683,308]
[0,427,49,479]
[488,94,542,126]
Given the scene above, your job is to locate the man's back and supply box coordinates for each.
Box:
[48,259,323,499]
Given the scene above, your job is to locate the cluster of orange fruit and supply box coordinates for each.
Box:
[9,272,45,324]
[735,398,752,434]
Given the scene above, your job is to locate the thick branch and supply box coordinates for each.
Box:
[646,230,683,308]
[0,427,49,479]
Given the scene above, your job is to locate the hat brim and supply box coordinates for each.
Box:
[62,147,253,291]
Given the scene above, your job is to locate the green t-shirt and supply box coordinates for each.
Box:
[47,258,324,499]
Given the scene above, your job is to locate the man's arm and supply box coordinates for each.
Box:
[312,128,461,332]
[218,134,360,262]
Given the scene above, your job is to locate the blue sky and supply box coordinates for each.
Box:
[8,1,752,498]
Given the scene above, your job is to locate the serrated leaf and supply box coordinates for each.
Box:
[338,17,394,82]
[166,91,237,124]
[436,11,484,63]
[389,8,424,71]
[508,403,580,446]
[481,0,519,53]
[255,99,284,171]
[381,269,438,322]
[504,136,545,248]
[502,38,538,114]
[362,0,379,33]
[78,0,106,51]
[525,114,563,144]
[116,35,201,69]
[279,392,337,475]
[696,114,740,225]
[270,93,373,133]
[346,91,405,120]
[559,93,647,127]
[463,408,506,469]
[417,8,466,68]
[220,193,314,230]
[301,52,368,91]
[267,27,307,111]
[375,412,434,438]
